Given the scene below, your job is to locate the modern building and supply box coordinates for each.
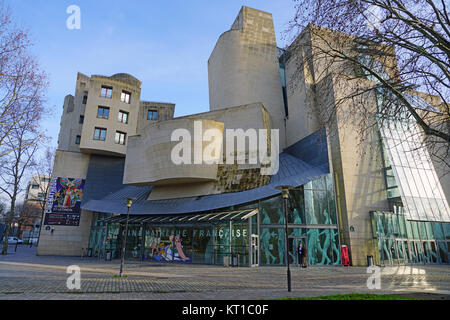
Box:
[25,174,51,204]
[20,174,51,239]
[37,6,450,267]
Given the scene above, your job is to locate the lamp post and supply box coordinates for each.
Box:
[276,185,293,292]
[119,197,136,277]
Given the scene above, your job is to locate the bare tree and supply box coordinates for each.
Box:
[33,147,55,246]
[0,200,5,224]
[0,2,47,254]
[285,0,449,172]
[30,147,55,215]
[0,2,47,158]
[0,108,43,254]
[14,201,41,240]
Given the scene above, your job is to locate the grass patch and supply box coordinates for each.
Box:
[277,293,420,300]
[112,275,128,278]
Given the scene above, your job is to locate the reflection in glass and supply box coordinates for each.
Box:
[438,242,448,263]
[260,228,279,265]
[260,196,284,224]
[288,189,305,224]
[378,114,450,222]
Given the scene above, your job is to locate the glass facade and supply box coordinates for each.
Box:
[278,47,289,117]
[88,213,112,257]
[259,173,340,266]
[87,174,341,267]
[377,93,450,222]
[373,89,450,265]
[371,211,450,265]
[89,215,251,266]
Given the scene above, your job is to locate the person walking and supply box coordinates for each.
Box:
[298,242,308,268]
[297,242,304,267]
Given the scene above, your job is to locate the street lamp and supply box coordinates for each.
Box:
[276,185,293,292]
[119,197,136,277]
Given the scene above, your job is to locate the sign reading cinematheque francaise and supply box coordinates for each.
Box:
[44,177,85,226]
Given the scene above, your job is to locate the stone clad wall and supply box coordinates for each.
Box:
[125,103,274,200]
[79,74,142,156]
[37,150,92,256]
[124,118,224,186]
[208,6,286,148]
[137,101,175,134]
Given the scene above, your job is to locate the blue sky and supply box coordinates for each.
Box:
[7,0,297,149]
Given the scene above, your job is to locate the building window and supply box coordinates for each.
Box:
[94,128,107,141]
[79,115,84,124]
[147,110,158,121]
[82,95,88,104]
[100,86,113,99]
[115,131,126,145]
[31,184,39,189]
[121,91,131,104]
[97,106,110,119]
[41,177,50,183]
[75,135,81,145]
[37,192,46,198]
[118,110,129,124]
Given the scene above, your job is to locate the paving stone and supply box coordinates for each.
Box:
[0,246,449,299]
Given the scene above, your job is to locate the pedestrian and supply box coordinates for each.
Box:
[302,243,308,268]
[297,242,304,267]
[297,242,308,268]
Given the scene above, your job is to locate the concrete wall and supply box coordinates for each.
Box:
[79,73,142,156]
[37,150,92,256]
[57,73,93,152]
[284,31,321,147]
[124,103,273,199]
[124,118,224,186]
[319,75,391,266]
[137,101,175,134]
[208,6,286,148]
[25,174,50,202]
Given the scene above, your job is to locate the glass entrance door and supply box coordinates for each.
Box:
[251,235,259,267]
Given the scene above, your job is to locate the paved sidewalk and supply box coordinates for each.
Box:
[1,246,449,300]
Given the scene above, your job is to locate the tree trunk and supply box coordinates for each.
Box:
[1,197,16,255]
[35,207,46,249]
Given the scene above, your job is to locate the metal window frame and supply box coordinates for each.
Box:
[147,109,158,121]
[93,127,107,141]
[120,91,131,104]
[100,86,113,99]
[118,110,129,124]
[97,106,110,119]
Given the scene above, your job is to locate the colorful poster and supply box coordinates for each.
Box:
[150,234,191,263]
[44,177,85,226]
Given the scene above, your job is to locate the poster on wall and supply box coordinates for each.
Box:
[145,231,192,263]
[44,177,85,226]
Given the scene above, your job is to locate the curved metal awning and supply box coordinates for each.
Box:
[102,209,258,224]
